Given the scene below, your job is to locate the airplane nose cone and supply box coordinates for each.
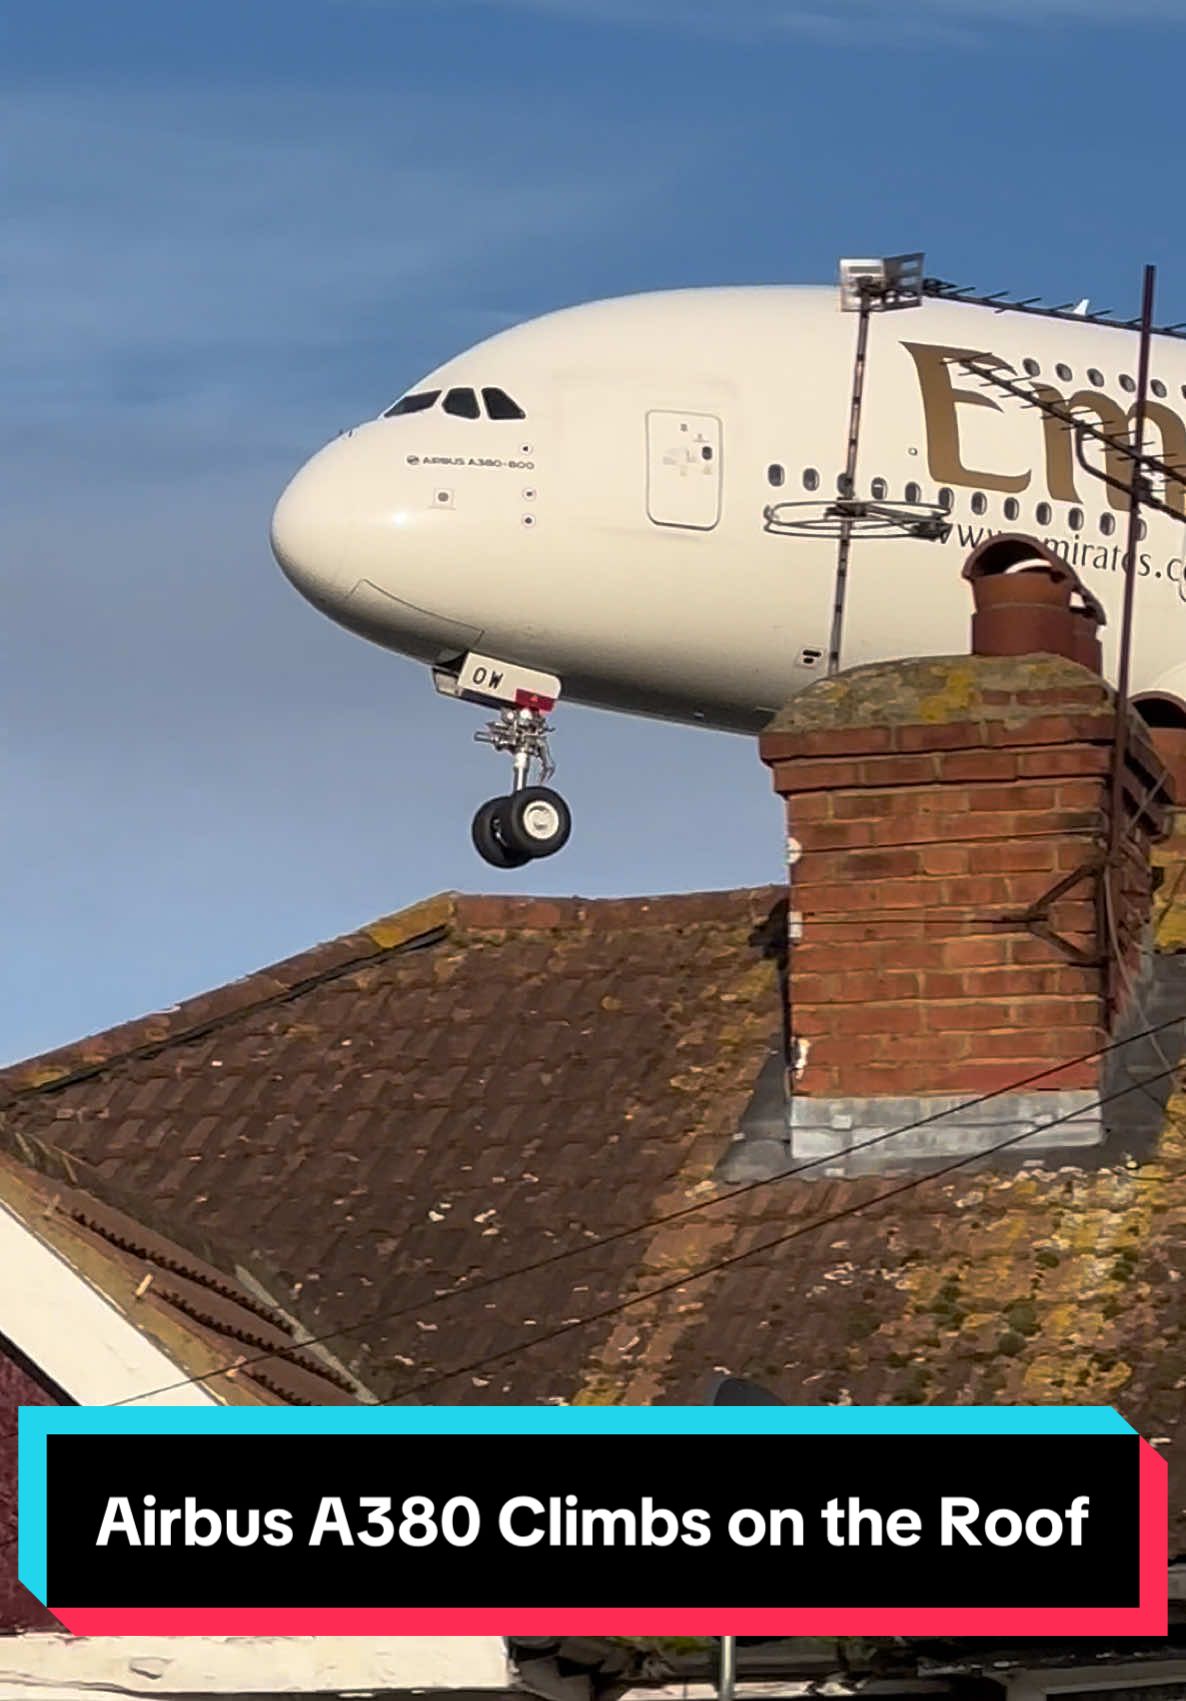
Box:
[269,426,486,662]
[270,442,354,610]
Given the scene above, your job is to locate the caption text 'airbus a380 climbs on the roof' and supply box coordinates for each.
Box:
[270,258,1186,867]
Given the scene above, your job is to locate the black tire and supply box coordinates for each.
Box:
[471,797,530,869]
[500,786,572,859]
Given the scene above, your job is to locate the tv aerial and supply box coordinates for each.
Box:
[764,253,949,676]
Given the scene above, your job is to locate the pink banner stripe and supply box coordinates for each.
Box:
[55,1443,1168,1643]
[1139,1438,1169,1633]
[55,1603,1165,1637]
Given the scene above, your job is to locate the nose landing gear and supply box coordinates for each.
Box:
[433,650,573,869]
[471,707,572,868]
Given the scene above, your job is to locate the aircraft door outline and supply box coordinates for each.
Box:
[645,411,723,530]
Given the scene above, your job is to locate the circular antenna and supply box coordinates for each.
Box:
[763,498,951,541]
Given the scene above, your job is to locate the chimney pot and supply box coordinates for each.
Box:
[963,533,1103,670]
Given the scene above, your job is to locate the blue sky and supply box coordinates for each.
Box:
[5,0,1186,1062]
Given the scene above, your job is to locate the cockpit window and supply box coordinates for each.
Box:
[383,384,526,422]
[444,387,481,419]
[482,386,526,420]
[383,390,440,417]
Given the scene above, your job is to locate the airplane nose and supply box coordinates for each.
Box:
[269,427,487,662]
[270,441,355,610]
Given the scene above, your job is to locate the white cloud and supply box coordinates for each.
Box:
[2,84,663,440]
[341,0,1186,41]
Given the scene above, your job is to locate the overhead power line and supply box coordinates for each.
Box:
[113,1003,1186,1407]
[384,1055,1185,1403]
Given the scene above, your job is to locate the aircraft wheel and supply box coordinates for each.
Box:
[471,798,531,869]
[500,787,572,860]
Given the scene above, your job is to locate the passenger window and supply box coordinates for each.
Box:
[384,390,440,417]
[971,492,987,515]
[768,464,785,487]
[482,387,526,420]
[1023,358,1040,377]
[904,481,921,504]
[1120,374,1136,393]
[1036,501,1052,525]
[1004,497,1020,521]
[938,487,953,511]
[1087,368,1104,388]
[871,476,887,499]
[1069,507,1084,531]
[444,388,480,419]
[1055,363,1072,382]
[803,468,820,491]
[1152,379,1167,398]
[1101,513,1116,536]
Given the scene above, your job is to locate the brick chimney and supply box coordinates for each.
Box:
[754,654,1174,1175]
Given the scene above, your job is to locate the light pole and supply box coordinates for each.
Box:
[717,1635,737,1701]
[707,1375,785,1701]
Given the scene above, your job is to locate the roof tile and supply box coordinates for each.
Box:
[8,867,1186,1553]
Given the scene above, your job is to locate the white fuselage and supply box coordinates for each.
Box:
[270,285,1186,732]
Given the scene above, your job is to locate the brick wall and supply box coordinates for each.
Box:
[0,1335,61,1632]
[758,656,1172,1110]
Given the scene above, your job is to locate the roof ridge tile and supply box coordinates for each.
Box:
[455,886,783,934]
[0,887,783,1098]
[0,892,463,1100]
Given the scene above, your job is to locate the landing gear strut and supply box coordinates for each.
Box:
[471,706,572,868]
[433,651,573,869]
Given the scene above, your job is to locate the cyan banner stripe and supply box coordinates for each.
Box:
[19,1403,1133,1438]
